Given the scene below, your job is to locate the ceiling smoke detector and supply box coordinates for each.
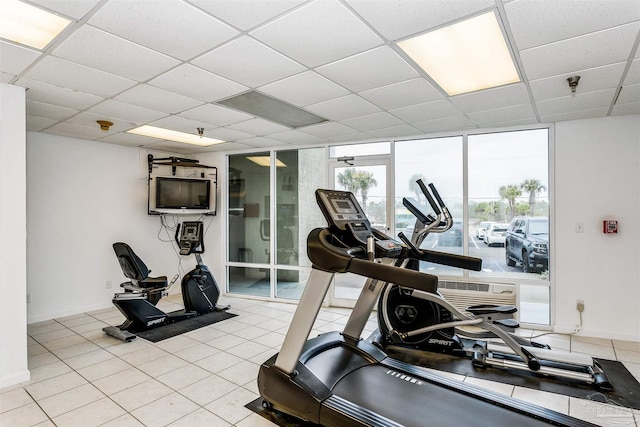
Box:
[97,120,113,131]
[567,76,580,94]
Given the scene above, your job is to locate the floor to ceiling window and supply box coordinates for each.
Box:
[226,128,551,324]
[227,148,326,300]
[394,128,551,325]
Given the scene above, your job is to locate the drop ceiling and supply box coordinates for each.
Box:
[1,0,639,154]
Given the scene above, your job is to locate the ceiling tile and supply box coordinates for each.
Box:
[390,99,462,123]
[368,124,420,138]
[228,118,291,135]
[529,62,627,102]
[44,121,105,140]
[612,101,640,116]
[412,115,476,134]
[180,104,254,127]
[207,127,254,142]
[188,0,307,31]
[28,0,101,19]
[17,77,104,110]
[340,111,405,131]
[89,0,239,60]
[26,99,78,120]
[536,89,616,116]
[98,132,161,147]
[86,99,168,124]
[359,78,443,110]
[520,22,640,80]
[306,94,380,121]
[316,46,418,92]
[0,41,41,75]
[265,130,328,145]
[467,103,536,126]
[148,64,248,102]
[259,71,349,106]
[298,122,358,138]
[251,0,382,67]
[345,0,494,41]
[23,56,136,98]
[26,115,57,132]
[506,0,640,50]
[449,83,530,114]
[616,84,640,105]
[540,106,610,123]
[328,131,372,143]
[53,26,179,82]
[624,59,640,86]
[236,136,284,147]
[197,141,254,152]
[115,85,203,115]
[192,36,304,87]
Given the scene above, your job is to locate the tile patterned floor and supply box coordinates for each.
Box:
[2,294,639,427]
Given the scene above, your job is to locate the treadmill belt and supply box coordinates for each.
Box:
[331,364,574,427]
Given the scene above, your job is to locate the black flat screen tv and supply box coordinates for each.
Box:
[151,177,214,215]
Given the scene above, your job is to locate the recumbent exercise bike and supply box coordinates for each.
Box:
[103,221,229,342]
[374,179,611,390]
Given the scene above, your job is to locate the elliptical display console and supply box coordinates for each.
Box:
[316,189,403,258]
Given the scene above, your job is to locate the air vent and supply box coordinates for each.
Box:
[217,91,327,128]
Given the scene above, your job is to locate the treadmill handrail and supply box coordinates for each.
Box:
[307,228,438,294]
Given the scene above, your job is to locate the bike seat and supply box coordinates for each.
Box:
[139,276,168,289]
[466,304,517,315]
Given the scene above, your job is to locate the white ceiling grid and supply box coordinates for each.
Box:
[0,0,638,154]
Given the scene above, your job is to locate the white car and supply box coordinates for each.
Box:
[485,223,508,246]
[476,221,496,240]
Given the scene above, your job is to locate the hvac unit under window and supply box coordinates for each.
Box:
[438,281,516,316]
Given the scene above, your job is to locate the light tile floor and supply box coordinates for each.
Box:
[2,294,640,427]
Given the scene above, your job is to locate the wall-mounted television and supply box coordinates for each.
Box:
[149,176,216,215]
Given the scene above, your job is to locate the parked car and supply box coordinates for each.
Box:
[475,221,496,240]
[484,223,508,246]
[438,219,462,246]
[505,217,549,273]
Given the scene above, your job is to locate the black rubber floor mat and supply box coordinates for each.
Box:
[133,311,237,342]
[382,344,640,410]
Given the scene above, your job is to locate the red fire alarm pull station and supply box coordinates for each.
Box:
[603,220,618,234]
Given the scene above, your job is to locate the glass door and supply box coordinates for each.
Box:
[329,158,391,307]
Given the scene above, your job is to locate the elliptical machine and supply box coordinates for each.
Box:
[375,179,612,390]
[103,220,229,342]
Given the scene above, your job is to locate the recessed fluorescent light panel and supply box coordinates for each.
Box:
[218,91,327,128]
[247,156,287,167]
[398,11,520,96]
[128,125,224,146]
[0,0,71,49]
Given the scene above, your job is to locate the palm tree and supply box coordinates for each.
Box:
[499,185,522,221]
[520,179,546,216]
[408,174,426,203]
[356,170,377,210]
[336,168,360,194]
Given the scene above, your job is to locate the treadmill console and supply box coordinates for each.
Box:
[316,189,403,258]
[177,221,204,255]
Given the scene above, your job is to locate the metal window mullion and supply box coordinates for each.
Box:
[462,133,469,279]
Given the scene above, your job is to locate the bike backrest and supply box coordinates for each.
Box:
[113,242,150,282]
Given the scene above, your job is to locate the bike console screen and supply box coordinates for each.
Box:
[316,189,402,258]
[177,221,204,255]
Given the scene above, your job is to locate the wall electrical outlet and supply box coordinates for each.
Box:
[27,293,32,303]
[576,300,585,312]
[575,222,584,233]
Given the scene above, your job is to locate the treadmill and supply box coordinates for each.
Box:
[257,188,596,427]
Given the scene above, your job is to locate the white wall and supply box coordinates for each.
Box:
[0,84,29,387]
[25,133,224,323]
[554,115,640,340]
